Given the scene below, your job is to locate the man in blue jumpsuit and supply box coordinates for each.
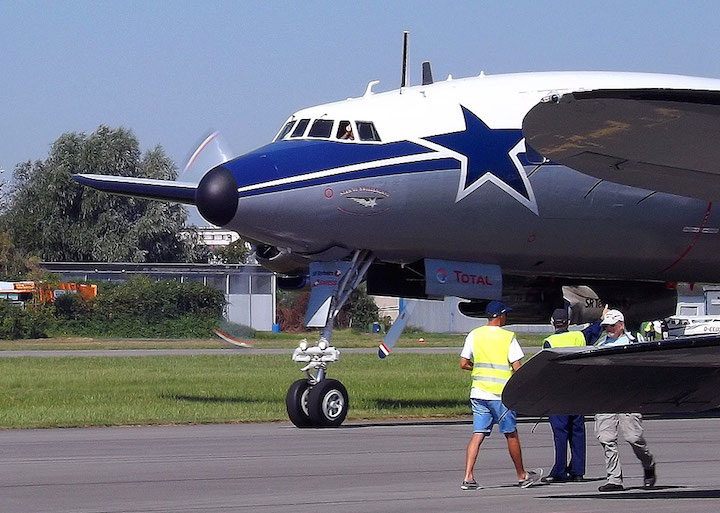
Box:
[541,308,603,482]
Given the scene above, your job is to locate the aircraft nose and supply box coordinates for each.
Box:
[195,165,238,226]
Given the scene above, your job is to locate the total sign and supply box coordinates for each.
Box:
[424,259,502,300]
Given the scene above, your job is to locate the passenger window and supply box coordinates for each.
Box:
[308,119,334,138]
[356,121,381,141]
[290,119,310,138]
[275,120,296,141]
[337,120,354,140]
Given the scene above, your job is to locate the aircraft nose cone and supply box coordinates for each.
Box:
[195,165,238,226]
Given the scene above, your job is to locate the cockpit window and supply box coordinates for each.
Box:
[308,119,334,138]
[336,120,354,140]
[290,119,310,138]
[356,121,381,141]
[275,120,296,141]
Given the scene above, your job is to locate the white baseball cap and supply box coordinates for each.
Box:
[601,309,625,325]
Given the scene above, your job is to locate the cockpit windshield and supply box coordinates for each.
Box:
[337,121,354,140]
[308,119,334,138]
[275,117,381,142]
[356,121,381,141]
[290,119,310,138]
[274,120,296,141]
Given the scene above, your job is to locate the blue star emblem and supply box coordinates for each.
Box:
[423,106,538,214]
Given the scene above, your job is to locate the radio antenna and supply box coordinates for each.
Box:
[400,31,409,92]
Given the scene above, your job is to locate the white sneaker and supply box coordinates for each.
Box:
[519,468,544,488]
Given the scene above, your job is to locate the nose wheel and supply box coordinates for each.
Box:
[307,379,349,427]
[286,339,349,428]
[286,378,349,428]
[285,379,313,428]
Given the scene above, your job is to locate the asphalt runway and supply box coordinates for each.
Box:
[2,417,720,512]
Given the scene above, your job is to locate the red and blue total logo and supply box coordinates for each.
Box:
[436,268,448,284]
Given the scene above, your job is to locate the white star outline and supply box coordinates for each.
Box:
[417,138,539,216]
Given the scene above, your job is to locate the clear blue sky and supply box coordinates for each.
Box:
[2,1,719,197]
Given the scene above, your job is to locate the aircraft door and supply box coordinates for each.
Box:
[706,291,720,316]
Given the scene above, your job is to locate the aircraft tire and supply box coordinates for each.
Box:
[307,378,349,428]
[286,379,314,428]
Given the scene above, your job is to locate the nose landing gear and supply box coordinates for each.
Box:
[284,250,374,428]
[287,338,348,428]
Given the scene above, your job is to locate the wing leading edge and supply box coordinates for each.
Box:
[502,336,720,415]
[522,88,720,202]
[73,174,197,205]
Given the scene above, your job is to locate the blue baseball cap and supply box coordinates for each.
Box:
[486,300,512,318]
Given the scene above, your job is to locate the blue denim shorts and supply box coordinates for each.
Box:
[471,398,517,434]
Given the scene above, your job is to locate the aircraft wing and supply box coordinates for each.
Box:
[73,174,197,205]
[502,335,720,415]
[522,89,720,202]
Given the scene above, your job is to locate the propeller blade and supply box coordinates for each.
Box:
[182,131,235,180]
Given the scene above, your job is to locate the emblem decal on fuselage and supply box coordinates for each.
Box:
[338,186,390,216]
[423,106,539,215]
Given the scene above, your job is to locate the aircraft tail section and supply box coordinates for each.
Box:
[72,174,197,205]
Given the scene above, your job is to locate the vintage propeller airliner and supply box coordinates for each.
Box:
[74,37,720,426]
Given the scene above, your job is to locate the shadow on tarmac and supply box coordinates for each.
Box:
[545,485,720,500]
[162,394,268,404]
[373,398,468,409]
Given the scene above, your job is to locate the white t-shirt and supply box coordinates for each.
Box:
[460,326,524,400]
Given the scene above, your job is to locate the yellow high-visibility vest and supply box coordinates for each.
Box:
[470,326,515,395]
[544,331,585,348]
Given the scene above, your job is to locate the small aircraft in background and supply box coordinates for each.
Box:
[74,34,720,426]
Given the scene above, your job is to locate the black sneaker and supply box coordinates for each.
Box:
[598,483,624,492]
[644,466,657,488]
[541,474,566,483]
[568,475,585,482]
[460,480,479,490]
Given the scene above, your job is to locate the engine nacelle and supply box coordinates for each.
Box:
[276,275,309,290]
[253,244,309,275]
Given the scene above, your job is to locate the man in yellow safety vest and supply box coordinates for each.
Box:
[541,307,600,483]
[459,300,543,490]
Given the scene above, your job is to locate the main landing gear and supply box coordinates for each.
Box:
[285,250,374,428]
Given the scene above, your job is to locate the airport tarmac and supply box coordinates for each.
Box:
[1,417,720,512]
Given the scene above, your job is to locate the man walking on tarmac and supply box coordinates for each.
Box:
[541,307,604,483]
[459,300,543,490]
[595,309,657,492]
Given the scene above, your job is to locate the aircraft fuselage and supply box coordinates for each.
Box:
[208,71,720,284]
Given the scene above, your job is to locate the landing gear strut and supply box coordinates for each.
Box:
[285,250,374,428]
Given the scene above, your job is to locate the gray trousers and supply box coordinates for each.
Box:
[594,413,655,485]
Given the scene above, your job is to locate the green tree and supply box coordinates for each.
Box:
[0,231,35,280]
[212,238,251,264]
[343,283,379,332]
[0,126,207,263]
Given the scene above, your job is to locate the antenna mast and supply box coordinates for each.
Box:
[400,31,409,92]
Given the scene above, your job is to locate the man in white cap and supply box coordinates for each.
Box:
[595,309,657,492]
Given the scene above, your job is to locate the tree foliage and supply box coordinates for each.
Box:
[0,302,53,339]
[212,239,252,264]
[276,283,379,333]
[0,276,227,339]
[0,126,209,263]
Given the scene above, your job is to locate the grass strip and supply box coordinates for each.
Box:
[0,330,550,351]
[0,353,478,428]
